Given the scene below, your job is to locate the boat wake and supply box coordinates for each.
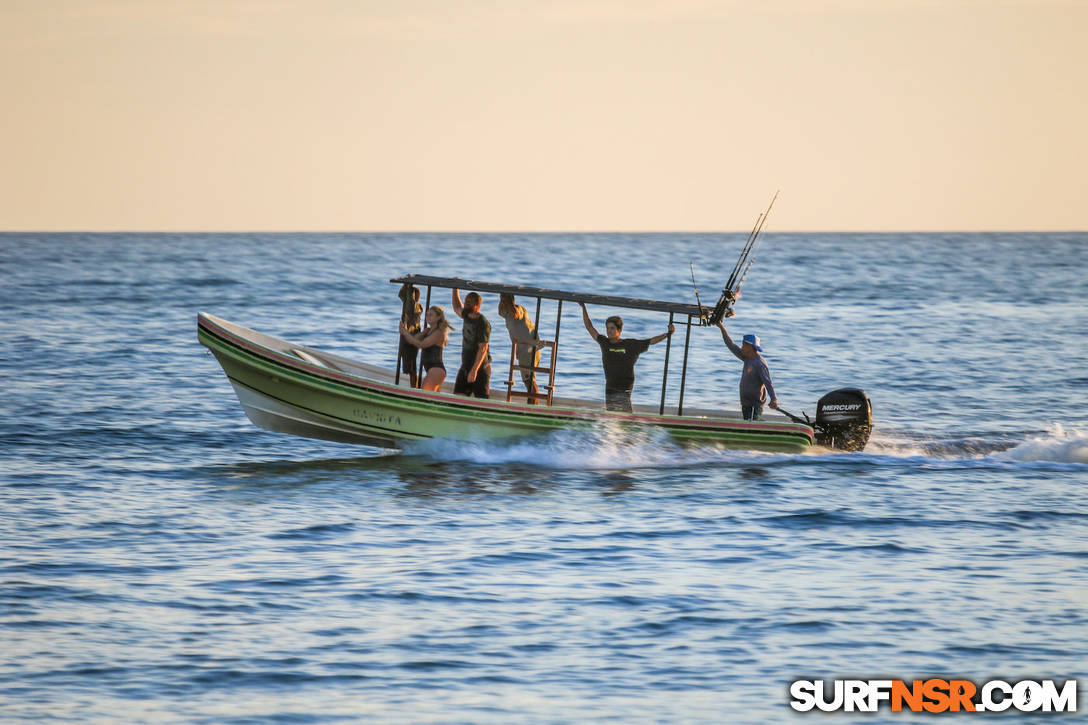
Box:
[404,424,775,470]
[861,423,1088,464]
[404,423,1088,471]
[994,423,1088,464]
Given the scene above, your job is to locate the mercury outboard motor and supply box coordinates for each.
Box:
[813,388,872,451]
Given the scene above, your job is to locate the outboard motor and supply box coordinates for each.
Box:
[813,388,872,451]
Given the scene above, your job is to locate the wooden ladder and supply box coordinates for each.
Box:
[505,337,557,406]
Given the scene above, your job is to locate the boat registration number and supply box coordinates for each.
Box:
[352,408,402,426]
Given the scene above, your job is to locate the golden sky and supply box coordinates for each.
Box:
[3,0,1086,231]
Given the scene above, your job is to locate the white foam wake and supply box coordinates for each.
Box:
[404,423,778,470]
[403,423,1088,470]
[996,424,1088,464]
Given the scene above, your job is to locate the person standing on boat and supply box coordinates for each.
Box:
[498,293,542,404]
[580,303,674,413]
[399,305,453,392]
[451,289,492,398]
[397,284,423,388]
[716,321,778,420]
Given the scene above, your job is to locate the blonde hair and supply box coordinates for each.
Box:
[427,305,454,333]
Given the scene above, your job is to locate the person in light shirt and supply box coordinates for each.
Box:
[498,293,544,404]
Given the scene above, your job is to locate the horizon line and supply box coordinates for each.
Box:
[2,228,1086,235]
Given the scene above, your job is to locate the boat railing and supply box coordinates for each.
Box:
[504,337,557,406]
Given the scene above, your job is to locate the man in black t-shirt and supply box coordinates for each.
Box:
[452,289,492,398]
[580,303,674,412]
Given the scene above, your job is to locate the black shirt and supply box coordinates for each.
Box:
[460,311,492,369]
[596,334,651,391]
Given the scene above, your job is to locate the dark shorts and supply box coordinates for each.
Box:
[454,365,490,398]
[605,388,633,413]
[742,405,763,421]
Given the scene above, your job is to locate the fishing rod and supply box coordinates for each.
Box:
[732,217,771,298]
[689,261,706,320]
[723,210,765,294]
[732,191,778,295]
[708,191,779,325]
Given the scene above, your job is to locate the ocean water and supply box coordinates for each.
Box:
[1,232,1086,723]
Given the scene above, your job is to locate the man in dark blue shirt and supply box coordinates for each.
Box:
[716,320,778,420]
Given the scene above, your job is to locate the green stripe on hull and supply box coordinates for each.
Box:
[202,329,584,444]
[199,321,813,453]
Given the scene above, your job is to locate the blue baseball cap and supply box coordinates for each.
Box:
[742,334,762,352]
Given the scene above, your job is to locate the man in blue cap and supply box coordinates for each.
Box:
[715,320,778,420]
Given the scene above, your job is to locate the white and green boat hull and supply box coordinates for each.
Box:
[198,313,815,453]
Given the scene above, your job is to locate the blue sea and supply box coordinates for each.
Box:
[2,232,1086,722]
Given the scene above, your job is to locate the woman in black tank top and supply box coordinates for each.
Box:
[398,305,453,392]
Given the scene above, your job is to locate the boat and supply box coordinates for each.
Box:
[197,199,873,454]
[197,288,872,455]
[198,310,831,453]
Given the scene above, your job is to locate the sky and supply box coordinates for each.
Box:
[2,0,1086,232]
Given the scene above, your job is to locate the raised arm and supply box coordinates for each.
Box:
[580,303,600,339]
[452,288,464,317]
[648,324,675,345]
[715,320,745,361]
